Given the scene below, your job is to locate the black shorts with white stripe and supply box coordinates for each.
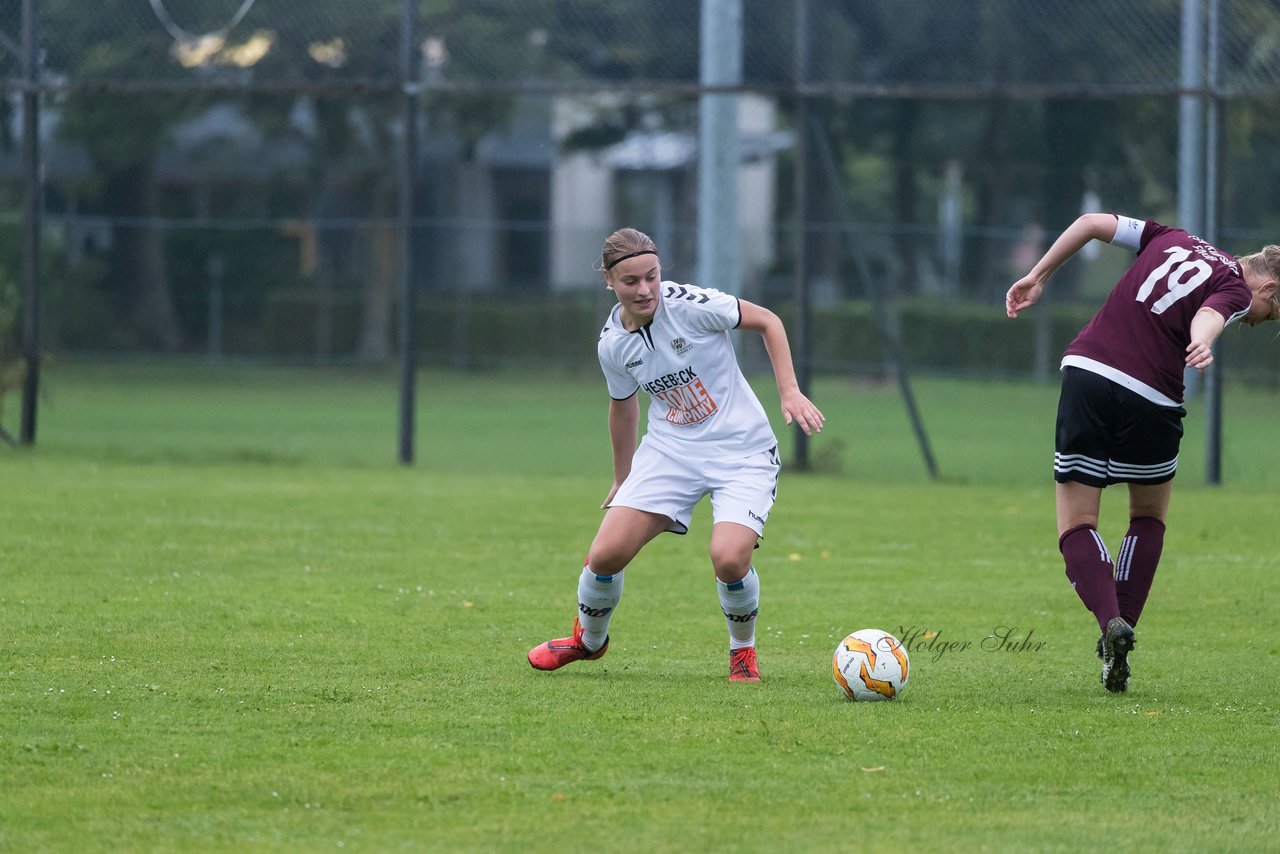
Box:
[1053,367,1186,487]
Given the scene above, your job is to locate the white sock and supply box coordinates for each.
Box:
[717,567,759,650]
[577,566,623,652]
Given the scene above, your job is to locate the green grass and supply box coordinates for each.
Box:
[2,361,1278,852]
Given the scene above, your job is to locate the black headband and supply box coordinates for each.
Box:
[604,249,658,270]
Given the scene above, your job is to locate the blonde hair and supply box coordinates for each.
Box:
[1239,244,1280,283]
[599,228,658,274]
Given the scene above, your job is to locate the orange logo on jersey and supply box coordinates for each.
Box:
[655,377,718,426]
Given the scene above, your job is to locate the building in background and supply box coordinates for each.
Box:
[550,93,789,292]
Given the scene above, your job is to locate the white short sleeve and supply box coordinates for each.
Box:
[1110,216,1145,250]
[683,287,740,333]
[599,345,639,400]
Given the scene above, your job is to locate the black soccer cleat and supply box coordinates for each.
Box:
[1099,616,1135,693]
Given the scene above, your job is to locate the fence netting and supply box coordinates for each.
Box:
[6,1,1280,94]
[1,0,1279,383]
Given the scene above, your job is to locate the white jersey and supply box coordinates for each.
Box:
[597,282,777,458]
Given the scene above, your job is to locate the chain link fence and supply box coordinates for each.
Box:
[2,0,1280,382]
[9,1,1280,93]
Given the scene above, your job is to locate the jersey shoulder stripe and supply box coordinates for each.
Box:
[658,282,739,330]
[662,283,712,304]
[1223,305,1250,327]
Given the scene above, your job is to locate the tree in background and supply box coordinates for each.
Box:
[40,0,214,351]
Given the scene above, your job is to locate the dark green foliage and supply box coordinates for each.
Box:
[250,293,1280,386]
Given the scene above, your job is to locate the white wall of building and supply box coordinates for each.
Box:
[549,94,784,293]
[549,97,617,290]
[736,95,779,297]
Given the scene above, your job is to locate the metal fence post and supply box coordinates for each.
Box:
[397,0,420,465]
[19,0,41,446]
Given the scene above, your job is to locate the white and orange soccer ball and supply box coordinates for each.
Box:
[832,629,910,702]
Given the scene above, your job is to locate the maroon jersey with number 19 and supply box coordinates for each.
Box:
[1062,220,1252,406]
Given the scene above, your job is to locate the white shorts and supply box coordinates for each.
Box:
[608,438,782,537]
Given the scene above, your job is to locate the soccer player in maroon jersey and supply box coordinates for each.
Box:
[1007,213,1280,692]
[527,228,824,682]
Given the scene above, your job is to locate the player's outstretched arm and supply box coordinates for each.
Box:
[738,299,825,436]
[602,394,640,508]
[1006,213,1119,318]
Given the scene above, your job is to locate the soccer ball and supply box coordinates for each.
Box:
[832,629,910,702]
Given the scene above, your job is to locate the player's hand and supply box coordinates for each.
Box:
[781,390,825,436]
[1185,340,1214,373]
[601,481,623,510]
[1005,277,1044,318]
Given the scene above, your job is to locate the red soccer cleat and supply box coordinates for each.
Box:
[528,616,608,671]
[729,647,760,682]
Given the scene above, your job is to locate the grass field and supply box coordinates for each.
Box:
[2,361,1278,852]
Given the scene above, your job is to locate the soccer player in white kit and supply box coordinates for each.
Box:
[528,227,825,681]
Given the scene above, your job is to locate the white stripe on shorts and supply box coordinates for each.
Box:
[1054,452,1178,482]
[1054,452,1108,478]
[1107,457,1179,479]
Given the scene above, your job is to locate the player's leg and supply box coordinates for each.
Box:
[1058,480,1134,692]
[1112,396,1181,629]
[1054,371,1119,634]
[1115,482,1172,628]
[527,507,668,671]
[530,439,700,672]
[710,522,762,682]
[1103,487,1172,691]
[578,507,671,648]
[707,446,779,682]
[710,521,760,626]
[1098,393,1182,690]
[1054,368,1136,692]
[1056,480,1121,631]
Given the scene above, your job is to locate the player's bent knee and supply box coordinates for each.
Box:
[709,552,752,583]
[586,547,630,575]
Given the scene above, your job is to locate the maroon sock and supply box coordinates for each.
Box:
[1114,516,1165,628]
[1059,524,1120,633]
